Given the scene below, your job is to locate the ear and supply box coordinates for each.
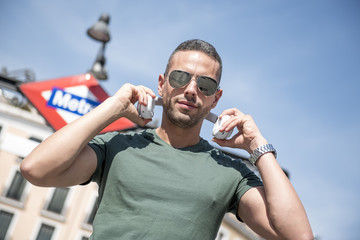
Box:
[158,74,165,97]
[211,89,222,109]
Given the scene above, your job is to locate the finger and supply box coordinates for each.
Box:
[136,86,156,105]
[144,87,156,98]
[137,86,147,104]
[212,132,246,149]
[219,108,244,118]
[218,115,235,132]
[212,137,228,147]
[212,137,235,148]
[136,118,153,127]
[133,86,148,105]
[224,116,246,132]
[219,115,245,132]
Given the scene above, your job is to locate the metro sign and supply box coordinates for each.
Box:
[47,88,99,116]
[20,73,135,133]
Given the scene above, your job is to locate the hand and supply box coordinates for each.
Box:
[109,83,156,126]
[212,108,268,154]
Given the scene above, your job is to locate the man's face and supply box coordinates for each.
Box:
[158,50,222,128]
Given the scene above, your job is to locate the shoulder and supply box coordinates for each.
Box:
[90,131,119,144]
[197,140,254,176]
[90,129,153,145]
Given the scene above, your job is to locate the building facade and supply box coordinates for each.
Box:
[0,82,261,240]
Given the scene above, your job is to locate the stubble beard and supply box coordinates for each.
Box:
[163,96,211,129]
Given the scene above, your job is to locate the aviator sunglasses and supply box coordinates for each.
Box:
[165,70,219,96]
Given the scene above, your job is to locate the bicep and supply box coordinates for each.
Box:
[56,145,98,187]
[238,186,279,239]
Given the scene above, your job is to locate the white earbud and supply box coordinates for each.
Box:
[212,115,233,139]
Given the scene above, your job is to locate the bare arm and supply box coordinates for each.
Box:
[20,84,155,187]
[213,109,313,240]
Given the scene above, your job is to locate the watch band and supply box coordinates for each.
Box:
[249,144,277,166]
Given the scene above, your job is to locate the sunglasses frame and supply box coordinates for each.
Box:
[165,70,220,96]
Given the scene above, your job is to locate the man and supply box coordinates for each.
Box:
[21,39,313,239]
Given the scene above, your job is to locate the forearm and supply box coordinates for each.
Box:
[256,153,313,239]
[21,96,123,185]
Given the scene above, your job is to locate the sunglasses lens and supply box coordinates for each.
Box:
[168,70,218,96]
[197,77,218,96]
[169,70,191,88]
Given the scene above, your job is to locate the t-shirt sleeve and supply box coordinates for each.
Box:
[230,170,263,221]
[81,132,118,185]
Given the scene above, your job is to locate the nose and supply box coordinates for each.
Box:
[184,77,198,97]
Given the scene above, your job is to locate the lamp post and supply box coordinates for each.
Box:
[87,13,111,80]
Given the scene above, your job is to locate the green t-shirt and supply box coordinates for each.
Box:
[88,129,262,240]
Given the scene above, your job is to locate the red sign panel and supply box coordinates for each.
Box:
[20,73,135,133]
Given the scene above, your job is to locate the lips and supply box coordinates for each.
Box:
[177,100,197,109]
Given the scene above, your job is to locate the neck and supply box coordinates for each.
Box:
[156,119,203,149]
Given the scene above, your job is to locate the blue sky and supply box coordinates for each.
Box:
[1,1,359,239]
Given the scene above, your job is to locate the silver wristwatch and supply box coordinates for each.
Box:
[249,144,277,166]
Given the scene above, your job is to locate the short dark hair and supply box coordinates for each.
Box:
[165,39,223,82]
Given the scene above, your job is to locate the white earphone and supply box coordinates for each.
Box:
[137,95,233,139]
[211,114,233,139]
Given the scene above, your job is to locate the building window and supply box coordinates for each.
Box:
[35,223,55,240]
[217,232,225,240]
[29,136,42,143]
[46,188,69,214]
[0,210,14,240]
[5,170,27,201]
[216,226,229,240]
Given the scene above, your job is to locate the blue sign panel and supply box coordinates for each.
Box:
[47,88,100,116]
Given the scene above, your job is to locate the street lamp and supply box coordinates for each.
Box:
[87,13,111,80]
